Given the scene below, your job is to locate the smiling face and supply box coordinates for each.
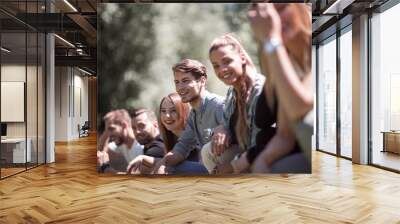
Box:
[160,98,181,132]
[173,71,204,103]
[131,113,157,145]
[209,45,246,86]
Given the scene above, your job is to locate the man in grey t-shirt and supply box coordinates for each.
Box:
[153,59,225,174]
[97,109,141,173]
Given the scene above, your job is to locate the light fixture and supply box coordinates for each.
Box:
[1,47,11,53]
[78,67,92,76]
[76,48,87,56]
[63,0,78,12]
[54,34,75,48]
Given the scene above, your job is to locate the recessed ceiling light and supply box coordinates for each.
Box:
[54,34,75,48]
[1,47,11,53]
[322,0,354,15]
[78,67,92,76]
[63,0,78,12]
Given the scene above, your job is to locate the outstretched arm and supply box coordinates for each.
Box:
[127,155,161,174]
[152,151,185,174]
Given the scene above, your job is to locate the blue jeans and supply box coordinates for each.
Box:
[270,153,311,173]
[170,161,208,174]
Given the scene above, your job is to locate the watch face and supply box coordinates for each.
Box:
[203,128,212,142]
[264,38,282,54]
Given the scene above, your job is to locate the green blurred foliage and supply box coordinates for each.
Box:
[98,3,260,129]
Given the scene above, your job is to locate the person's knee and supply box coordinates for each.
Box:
[201,142,215,173]
[270,153,311,173]
[201,142,213,161]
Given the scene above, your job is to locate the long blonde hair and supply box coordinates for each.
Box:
[209,34,256,150]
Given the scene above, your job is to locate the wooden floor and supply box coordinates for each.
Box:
[0,135,400,223]
[1,163,45,178]
[1,167,26,178]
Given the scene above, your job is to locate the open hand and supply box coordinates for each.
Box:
[152,159,168,175]
[248,3,282,44]
[126,155,144,174]
[231,153,250,174]
[214,163,234,174]
[211,125,231,156]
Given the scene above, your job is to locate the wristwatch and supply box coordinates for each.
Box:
[100,162,110,173]
[263,37,282,54]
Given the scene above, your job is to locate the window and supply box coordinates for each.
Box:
[0,1,47,179]
[317,35,337,154]
[371,2,400,171]
[339,27,352,158]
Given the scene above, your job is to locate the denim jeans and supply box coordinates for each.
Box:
[270,153,311,173]
[171,161,208,174]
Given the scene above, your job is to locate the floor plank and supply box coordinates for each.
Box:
[0,134,399,223]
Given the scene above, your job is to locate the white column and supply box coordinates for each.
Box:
[46,1,55,163]
[46,33,55,163]
[352,14,369,164]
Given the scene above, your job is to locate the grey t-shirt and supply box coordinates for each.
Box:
[108,141,143,171]
[109,141,144,163]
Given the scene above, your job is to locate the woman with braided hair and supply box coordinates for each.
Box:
[201,33,266,174]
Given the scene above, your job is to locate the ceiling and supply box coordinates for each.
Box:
[0,0,97,74]
[0,0,394,75]
[311,0,390,43]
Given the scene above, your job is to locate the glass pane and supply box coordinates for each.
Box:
[1,30,27,177]
[371,4,400,171]
[340,28,352,158]
[318,36,337,154]
[27,31,38,169]
[38,33,45,165]
[312,45,317,151]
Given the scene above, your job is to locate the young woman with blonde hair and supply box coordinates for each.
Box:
[201,33,267,173]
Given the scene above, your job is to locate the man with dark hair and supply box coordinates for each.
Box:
[152,59,225,174]
[130,108,165,159]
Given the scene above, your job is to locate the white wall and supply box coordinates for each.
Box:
[55,67,69,141]
[55,67,89,141]
[1,65,32,138]
[74,69,89,138]
[1,66,26,137]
